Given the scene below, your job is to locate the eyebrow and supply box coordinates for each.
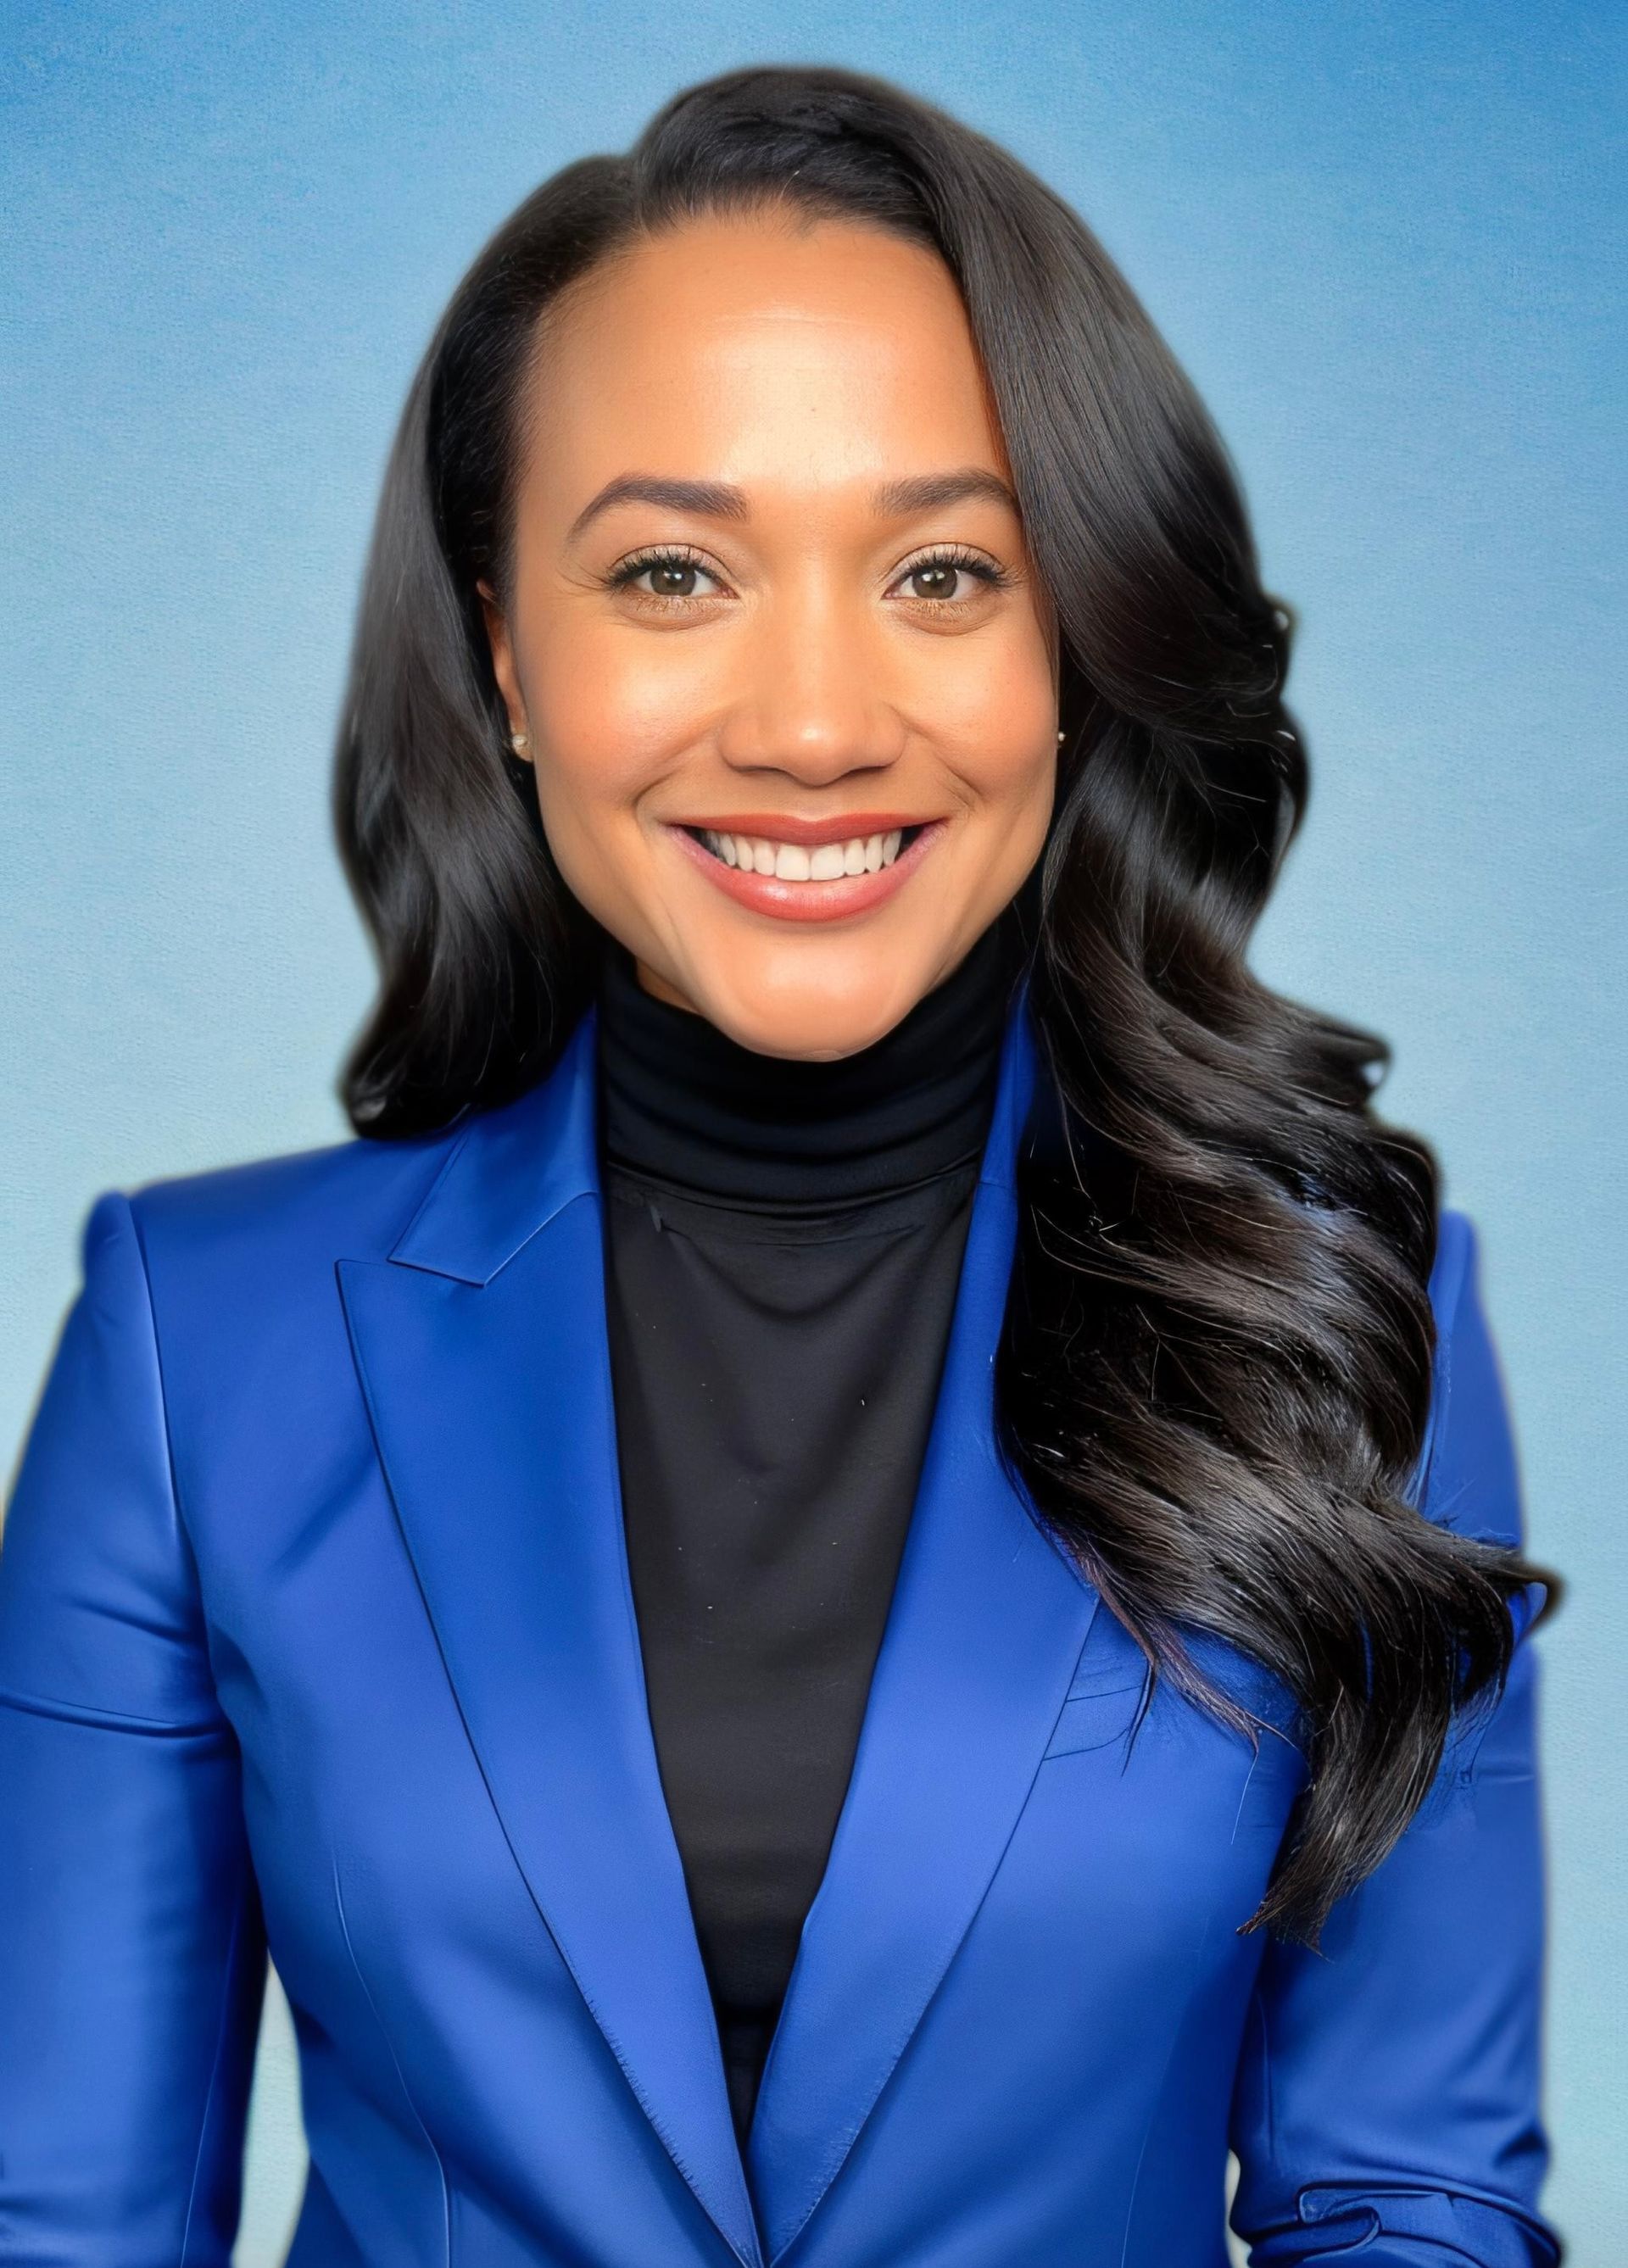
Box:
[566,465,1020,542]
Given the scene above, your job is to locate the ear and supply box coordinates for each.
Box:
[476,577,528,747]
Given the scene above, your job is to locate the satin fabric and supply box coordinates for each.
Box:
[0,1000,1558,2265]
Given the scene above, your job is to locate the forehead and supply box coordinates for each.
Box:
[521,212,1011,507]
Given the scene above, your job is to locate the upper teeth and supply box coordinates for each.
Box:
[699,830,904,879]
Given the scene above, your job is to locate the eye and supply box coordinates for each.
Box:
[607,547,727,603]
[889,547,1012,605]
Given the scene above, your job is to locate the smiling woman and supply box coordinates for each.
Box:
[0,60,1561,2268]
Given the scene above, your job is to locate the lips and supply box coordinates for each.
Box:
[666,815,943,923]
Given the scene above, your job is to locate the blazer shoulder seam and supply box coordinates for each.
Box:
[120,1190,223,1667]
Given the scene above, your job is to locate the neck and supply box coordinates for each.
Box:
[595,920,1019,1206]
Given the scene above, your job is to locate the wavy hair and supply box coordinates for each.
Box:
[334,63,1553,1942]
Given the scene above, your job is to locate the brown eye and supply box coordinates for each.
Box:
[648,559,700,597]
[891,550,1006,606]
[909,561,962,600]
[611,549,724,602]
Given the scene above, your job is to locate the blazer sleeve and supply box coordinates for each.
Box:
[0,1190,266,2265]
[1227,1209,1562,2268]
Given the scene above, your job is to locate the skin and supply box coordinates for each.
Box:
[480,206,1060,1061]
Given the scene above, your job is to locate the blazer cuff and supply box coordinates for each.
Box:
[1242,2183,1562,2266]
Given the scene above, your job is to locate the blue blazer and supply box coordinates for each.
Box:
[0,1004,1558,2267]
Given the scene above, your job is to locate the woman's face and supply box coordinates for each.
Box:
[481,208,1059,1060]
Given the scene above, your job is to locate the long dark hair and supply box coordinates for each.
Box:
[334,63,1553,1942]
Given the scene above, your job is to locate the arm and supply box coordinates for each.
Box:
[1228,1210,1562,2267]
[0,1192,266,2265]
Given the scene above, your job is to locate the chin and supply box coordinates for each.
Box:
[695,969,925,1062]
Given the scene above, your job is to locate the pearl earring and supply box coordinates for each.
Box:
[510,732,532,756]
[1057,727,1066,744]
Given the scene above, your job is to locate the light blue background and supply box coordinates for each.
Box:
[3,3,1622,2260]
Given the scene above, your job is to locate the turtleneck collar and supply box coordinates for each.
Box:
[595,917,1020,1206]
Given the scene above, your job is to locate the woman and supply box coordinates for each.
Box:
[0,64,1560,2268]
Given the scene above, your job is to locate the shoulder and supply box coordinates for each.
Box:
[67,1126,468,1373]
[68,1023,598,1388]
[118,1121,464,1284]
[1417,1206,1524,1551]
[54,1125,478,1506]
[1426,1203,1477,1335]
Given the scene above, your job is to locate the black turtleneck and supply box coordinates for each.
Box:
[596,922,1014,2157]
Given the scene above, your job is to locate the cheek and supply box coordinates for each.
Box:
[954,719,1057,865]
[522,632,677,859]
[928,633,1057,820]
[529,607,719,772]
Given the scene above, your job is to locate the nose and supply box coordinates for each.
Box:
[715,585,906,788]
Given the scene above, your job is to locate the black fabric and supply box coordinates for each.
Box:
[596,925,1012,2154]
[598,924,1012,1206]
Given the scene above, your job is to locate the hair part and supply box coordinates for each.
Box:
[333,62,1554,1942]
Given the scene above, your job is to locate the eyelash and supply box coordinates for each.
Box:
[604,543,1015,607]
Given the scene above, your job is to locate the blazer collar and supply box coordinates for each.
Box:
[387,1012,601,1285]
[387,981,1037,1287]
[341,983,1096,2267]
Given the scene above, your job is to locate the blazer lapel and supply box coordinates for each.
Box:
[745,1006,1102,2264]
[337,1017,763,2268]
